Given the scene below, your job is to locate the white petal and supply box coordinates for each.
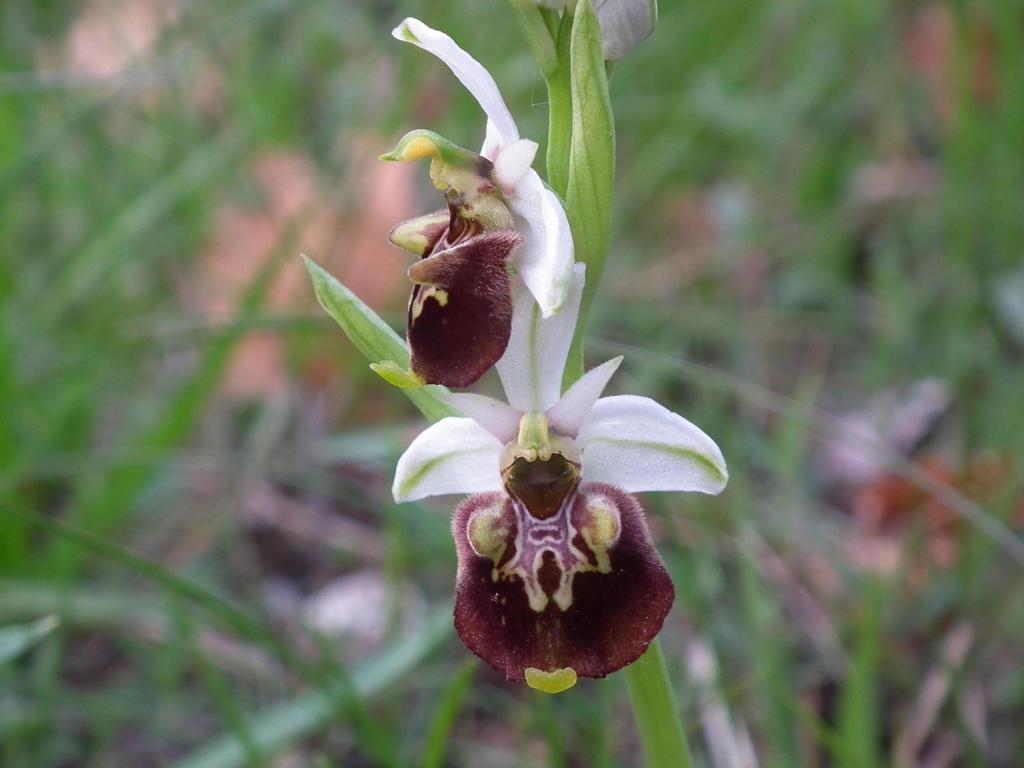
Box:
[443,392,522,444]
[496,264,585,413]
[393,18,519,148]
[506,169,575,317]
[493,139,539,191]
[594,0,658,61]
[546,356,623,437]
[393,417,503,502]
[577,395,728,494]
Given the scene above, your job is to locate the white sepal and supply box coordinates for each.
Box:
[546,356,623,437]
[497,263,585,413]
[443,392,522,444]
[506,170,576,318]
[577,394,728,494]
[392,417,503,502]
[392,18,519,148]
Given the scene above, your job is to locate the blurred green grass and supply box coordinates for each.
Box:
[2,0,1024,765]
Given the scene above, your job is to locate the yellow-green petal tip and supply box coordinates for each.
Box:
[370,361,424,389]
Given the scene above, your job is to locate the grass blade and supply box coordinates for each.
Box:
[39,217,295,576]
[0,615,59,666]
[835,583,883,768]
[174,609,452,768]
[421,660,476,768]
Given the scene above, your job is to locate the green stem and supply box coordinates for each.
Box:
[623,640,695,768]
[507,0,558,77]
[507,3,571,198]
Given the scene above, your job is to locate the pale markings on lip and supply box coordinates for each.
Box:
[410,286,449,321]
[468,490,623,614]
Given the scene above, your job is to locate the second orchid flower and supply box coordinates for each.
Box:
[383,18,574,388]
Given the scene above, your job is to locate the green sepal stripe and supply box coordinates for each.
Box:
[583,437,729,489]
[396,447,483,500]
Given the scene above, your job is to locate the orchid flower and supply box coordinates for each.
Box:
[382,18,574,388]
[392,265,728,688]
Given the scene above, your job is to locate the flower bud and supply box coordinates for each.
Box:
[594,0,658,61]
[526,0,658,60]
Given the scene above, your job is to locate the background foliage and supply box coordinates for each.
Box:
[2,0,1023,765]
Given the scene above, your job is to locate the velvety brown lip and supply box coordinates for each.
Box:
[406,228,519,388]
[452,484,675,681]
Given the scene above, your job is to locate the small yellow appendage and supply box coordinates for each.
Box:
[525,667,578,694]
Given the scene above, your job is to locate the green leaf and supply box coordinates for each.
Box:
[303,256,455,423]
[0,615,58,665]
[564,0,615,386]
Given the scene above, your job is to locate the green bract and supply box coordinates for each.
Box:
[564,0,615,383]
[302,256,455,422]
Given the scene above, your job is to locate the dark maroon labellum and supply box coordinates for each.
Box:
[452,484,675,681]
[399,197,520,388]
